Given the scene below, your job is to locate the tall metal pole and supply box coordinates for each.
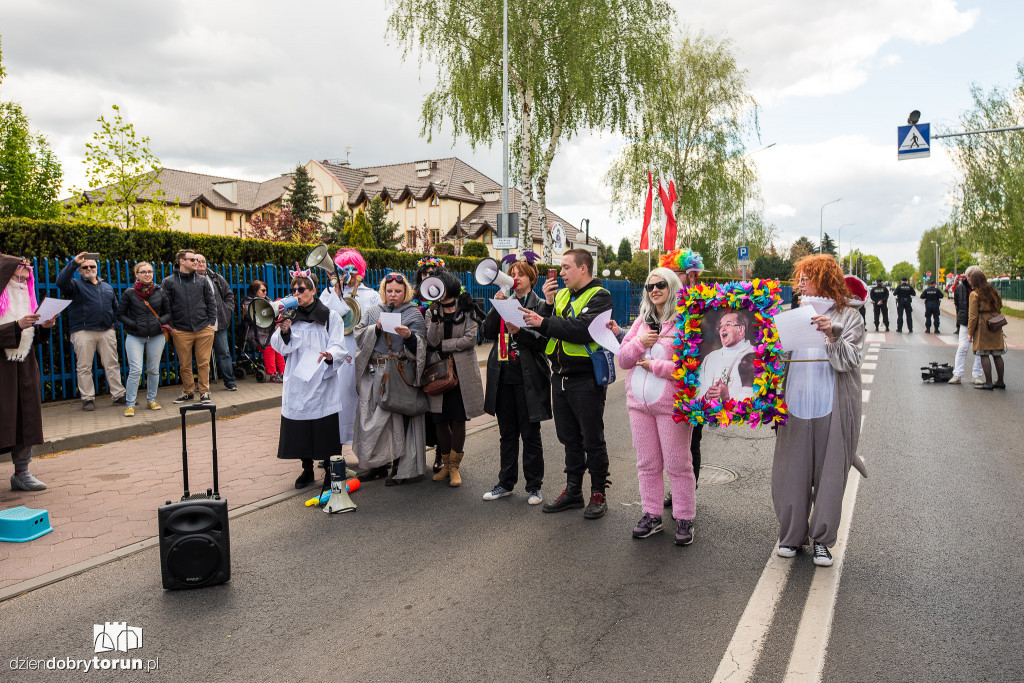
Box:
[740,143,775,280]
[500,0,509,261]
[819,198,842,253]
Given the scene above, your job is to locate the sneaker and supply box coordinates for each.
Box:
[82,400,95,411]
[224,384,238,392]
[112,395,127,405]
[974,383,994,390]
[542,488,585,513]
[583,491,608,519]
[948,375,962,385]
[200,393,212,404]
[483,485,513,501]
[777,545,798,558]
[674,518,694,546]
[124,406,135,417]
[812,542,833,566]
[173,392,194,404]
[294,469,315,489]
[11,471,47,491]
[972,376,986,385]
[527,489,543,505]
[147,401,162,410]
[632,512,663,538]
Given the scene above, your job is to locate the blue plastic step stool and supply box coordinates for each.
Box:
[0,506,53,542]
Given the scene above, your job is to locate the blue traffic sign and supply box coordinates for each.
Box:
[738,246,749,260]
[898,123,930,160]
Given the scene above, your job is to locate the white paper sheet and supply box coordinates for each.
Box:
[587,309,621,355]
[292,351,325,383]
[379,312,402,333]
[33,297,71,323]
[489,297,530,329]
[806,300,832,315]
[773,306,827,352]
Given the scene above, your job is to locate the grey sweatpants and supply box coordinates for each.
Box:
[772,414,851,548]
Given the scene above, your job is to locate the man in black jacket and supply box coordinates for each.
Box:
[195,254,237,391]
[869,279,890,331]
[162,249,217,404]
[520,248,613,519]
[893,277,916,333]
[920,280,944,333]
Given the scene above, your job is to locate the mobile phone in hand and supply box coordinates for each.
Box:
[83,252,100,261]
[546,269,558,282]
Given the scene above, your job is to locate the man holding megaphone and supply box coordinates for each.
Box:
[519,248,613,520]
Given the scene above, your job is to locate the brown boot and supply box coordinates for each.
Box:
[448,451,464,487]
[432,452,450,481]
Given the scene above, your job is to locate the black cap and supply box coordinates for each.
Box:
[901,276,908,281]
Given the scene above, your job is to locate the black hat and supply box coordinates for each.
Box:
[876,278,883,283]
[900,276,908,281]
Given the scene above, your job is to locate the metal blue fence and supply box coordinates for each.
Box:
[28,258,791,403]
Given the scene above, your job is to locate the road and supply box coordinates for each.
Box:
[2,305,1022,682]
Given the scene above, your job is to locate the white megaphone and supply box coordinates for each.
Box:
[420,276,446,302]
[305,244,338,285]
[474,258,516,295]
[324,456,356,514]
[249,295,299,329]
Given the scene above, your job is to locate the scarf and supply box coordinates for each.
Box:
[1,279,35,361]
[133,280,156,300]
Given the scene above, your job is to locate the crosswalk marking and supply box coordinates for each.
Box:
[862,374,874,384]
[862,389,870,402]
[862,362,877,370]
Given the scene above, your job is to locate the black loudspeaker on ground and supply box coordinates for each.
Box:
[159,405,230,590]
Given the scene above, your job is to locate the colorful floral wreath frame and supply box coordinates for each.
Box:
[672,279,788,429]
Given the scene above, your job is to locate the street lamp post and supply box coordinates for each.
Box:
[819,198,842,253]
[836,223,854,269]
[931,240,941,284]
[740,142,776,279]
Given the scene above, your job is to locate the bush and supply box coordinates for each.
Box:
[462,240,490,258]
[433,242,455,256]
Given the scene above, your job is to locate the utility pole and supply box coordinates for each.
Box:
[500,0,509,262]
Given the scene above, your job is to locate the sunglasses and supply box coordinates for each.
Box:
[644,281,668,292]
[384,273,406,284]
[290,286,308,294]
[80,265,97,270]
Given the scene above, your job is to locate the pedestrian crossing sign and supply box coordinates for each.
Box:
[898,123,930,160]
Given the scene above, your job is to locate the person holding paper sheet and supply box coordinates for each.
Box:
[618,267,697,544]
[1,255,57,491]
[773,254,867,568]
[482,260,551,505]
[271,267,348,489]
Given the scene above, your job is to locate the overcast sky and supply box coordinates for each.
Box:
[2,0,1021,272]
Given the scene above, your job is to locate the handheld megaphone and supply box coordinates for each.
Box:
[306,244,338,284]
[324,456,357,514]
[474,257,516,295]
[249,296,299,329]
[420,276,446,302]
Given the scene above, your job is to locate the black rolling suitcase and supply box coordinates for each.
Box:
[158,404,231,590]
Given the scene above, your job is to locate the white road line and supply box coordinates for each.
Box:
[712,553,795,683]
[864,356,878,362]
[861,374,873,384]
[864,333,886,344]
[861,389,870,403]
[783,469,865,682]
[862,362,877,370]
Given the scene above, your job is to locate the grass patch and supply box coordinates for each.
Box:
[1002,306,1024,320]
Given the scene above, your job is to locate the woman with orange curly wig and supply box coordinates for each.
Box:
[773,254,868,568]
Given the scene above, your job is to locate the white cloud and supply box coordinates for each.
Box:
[767,204,797,218]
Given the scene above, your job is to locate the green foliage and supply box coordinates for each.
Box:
[752,254,793,281]
[0,218,485,273]
[323,206,352,245]
[846,252,887,281]
[890,261,916,282]
[285,165,321,226]
[433,242,455,256]
[64,104,177,230]
[462,240,490,258]
[366,196,401,249]
[598,241,616,264]
[789,236,817,261]
[617,237,633,263]
[345,211,375,250]
[819,233,837,257]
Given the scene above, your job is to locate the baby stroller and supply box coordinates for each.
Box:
[234,297,270,383]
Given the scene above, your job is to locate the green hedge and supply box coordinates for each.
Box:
[0,218,486,271]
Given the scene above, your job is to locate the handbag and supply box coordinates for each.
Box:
[380,356,429,416]
[422,354,459,396]
[142,298,170,342]
[986,313,1007,332]
[584,344,616,387]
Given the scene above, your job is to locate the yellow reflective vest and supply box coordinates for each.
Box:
[544,286,607,357]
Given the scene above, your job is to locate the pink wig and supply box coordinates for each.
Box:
[333,249,367,279]
[0,263,38,318]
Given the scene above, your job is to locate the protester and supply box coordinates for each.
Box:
[413,256,445,472]
[966,268,1006,390]
[424,269,485,488]
[773,254,867,567]
[869,278,890,332]
[351,272,428,485]
[949,269,984,385]
[920,280,944,334]
[893,277,916,333]
[56,252,126,410]
[241,280,283,381]
[320,249,381,445]
[482,260,551,505]
[117,262,171,416]
[271,267,348,488]
[1,256,57,491]
[520,248,613,519]
[618,267,697,544]
[697,310,756,402]
[194,254,237,391]
[161,249,217,404]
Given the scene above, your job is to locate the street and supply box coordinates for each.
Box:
[2,304,1023,682]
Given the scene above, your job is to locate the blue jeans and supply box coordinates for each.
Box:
[125,333,165,406]
[212,328,235,386]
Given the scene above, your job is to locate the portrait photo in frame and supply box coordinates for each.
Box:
[673,280,789,428]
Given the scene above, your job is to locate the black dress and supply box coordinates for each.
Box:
[431,318,468,422]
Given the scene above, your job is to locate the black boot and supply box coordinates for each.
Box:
[542,481,584,513]
[356,465,389,483]
[295,461,315,489]
[385,458,403,486]
[584,480,610,519]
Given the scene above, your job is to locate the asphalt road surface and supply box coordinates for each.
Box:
[2,305,1022,682]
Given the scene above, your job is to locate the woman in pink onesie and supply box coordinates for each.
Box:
[618,267,696,545]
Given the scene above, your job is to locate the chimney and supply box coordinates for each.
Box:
[212,180,238,203]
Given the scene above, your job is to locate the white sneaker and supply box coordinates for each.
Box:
[813,542,834,566]
[948,375,962,385]
[527,489,544,505]
[777,544,798,558]
[11,471,47,491]
[972,376,986,385]
[483,485,512,501]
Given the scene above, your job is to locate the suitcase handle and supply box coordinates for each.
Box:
[179,405,219,499]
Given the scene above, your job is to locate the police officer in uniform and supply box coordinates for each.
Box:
[893,277,916,333]
[869,278,890,331]
[920,280,944,333]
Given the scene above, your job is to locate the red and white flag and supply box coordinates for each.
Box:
[639,171,653,251]
[657,174,678,251]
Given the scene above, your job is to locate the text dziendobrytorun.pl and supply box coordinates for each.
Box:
[9,657,159,673]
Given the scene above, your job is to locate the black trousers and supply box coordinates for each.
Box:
[896,302,913,332]
[691,423,703,482]
[495,382,544,491]
[925,307,940,331]
[552,373,609,490]
[872,303,889,329]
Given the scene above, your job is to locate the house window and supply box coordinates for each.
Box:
[385,198,393,210]
[429,195,439,207]
[191,203,207,219]
[363,201,370,210]
[406,230,416,248]
[430,229,440,245]
[406,198,416,208]
[324,196,333,212]
[225,211,233,221]
[482,232,491,244]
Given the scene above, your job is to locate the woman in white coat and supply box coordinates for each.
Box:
[272,267,349,488]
